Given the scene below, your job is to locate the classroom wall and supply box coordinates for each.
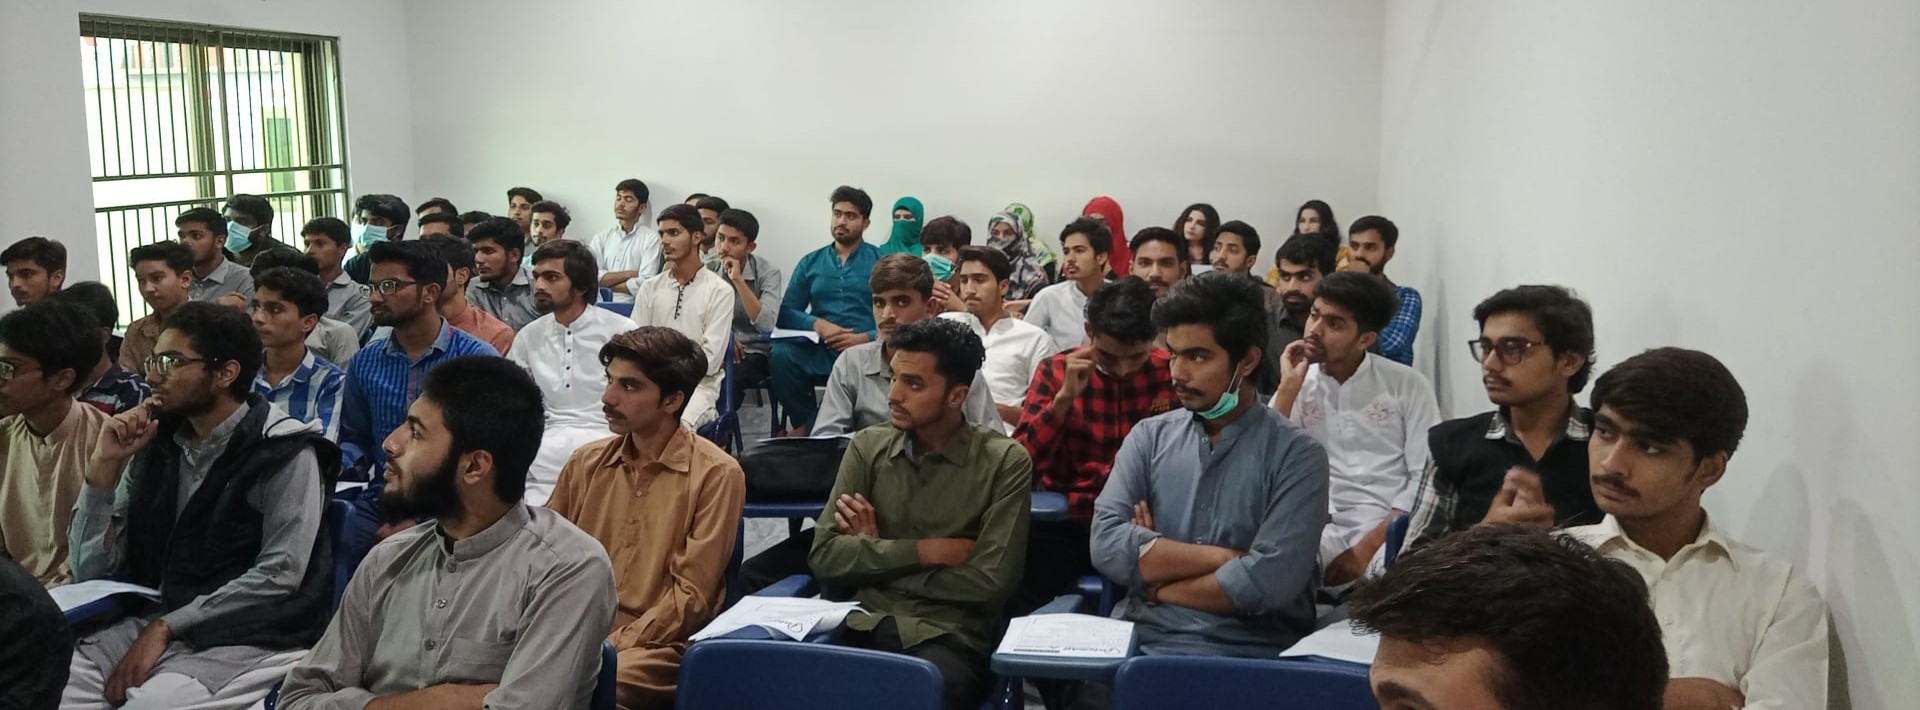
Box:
[0,0,417,310]
[1379,1,1920,707]
[401,0,1386,273]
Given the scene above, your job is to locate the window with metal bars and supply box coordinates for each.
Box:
[80,15,349,326]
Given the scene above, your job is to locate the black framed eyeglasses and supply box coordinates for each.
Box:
[142,354,214,376]
[1468,337,1547,365]
[0,360,40,382]
[369,279,421,295]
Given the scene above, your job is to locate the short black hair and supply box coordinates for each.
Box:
[530,200,571,229]
[694,195,731,215]
[600,327,707,416]
[830,185,873,219]
[954,245,1011,283]
[1274,233,1336,276]
[887,317,986,391]
[353,194,410,226]
[657,203,705,236]
[421,355,545,504]
[1473,285,1597,393]
[415,197,458,215]
[1592,348,1747,461]
[2,237,66,273]
[530,239,599,304]
[684,192,709,203]
[1313,271,1399,334]
[506,187,543,204]
[301,217,351,247]
[366,240,449,290]
[246,249,320,280]
[465,216,526,254]
[1085,277,1157,343]
[1060,217,1112,256]
[458,211,494,227]
[176,207,226,235]
[224,194,273,227]
[1349,215,1399,249]
[52,281,118,332]
[0,301,101,394]
[129,241,195,274]
[163,301,263,399]
[1351,524,1668,710]
[919,216,971,251]
[418,212,465,238]
[1211,220,1261,259]
[1129,226,1188,264]
[718,208,760,242]
[424,235,476,279]
[615,178,650,203]
[254,266,329,320]
[1151,271,1269,370]
[870,253,935,297]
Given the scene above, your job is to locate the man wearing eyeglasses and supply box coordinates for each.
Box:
[66,301,335,709]
[1397,285,1603,558]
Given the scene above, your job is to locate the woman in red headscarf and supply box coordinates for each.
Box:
[1081,196,1131,275]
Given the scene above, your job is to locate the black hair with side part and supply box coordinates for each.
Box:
[2,237,66,272]
[465,216,526,254]
[1591,347,1748,462]
[176,207,226,235]
[366,240,448,290]
[954,245,1012,283]
[301,217,351,247]
[616,179,650,204]
[1349,215,1399,248]
[129,241,195,275]
[830,185,873,219]
[421,355,546,504]
[224,194,273,226]
[1274,233,1336,276]
[354,194,410,226]
[919,216,972,250]
[0,301,102,394]
[1151,271,1269,371]
[657,204,705,236]
[1212,220,1261,259]
[51,281,118,333]
[247,249,320,280]
[1473,285,1597,393]
[506,187,543,204]
[415,197,458,215]
[530,200,572,229]
[1059,217,1111,256]
[162,301,262,399]
[600,327,706,417]
[1350,524,1668,710]
[1313,271,1399,335]
[1085,277,1157,343]
[719,209,760,242]
[1128,227,1188,263]
[869,253,935,298]
[694,195,731,215]
[254,266,329,319]
[531,240,599,304]
[886,317,986,391]
[458,211,493,227]
[418,212,465,239]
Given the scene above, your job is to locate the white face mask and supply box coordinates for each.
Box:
[224,221,254,252]
[351,223,388,250]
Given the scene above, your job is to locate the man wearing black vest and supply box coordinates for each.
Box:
[65,301,336,710]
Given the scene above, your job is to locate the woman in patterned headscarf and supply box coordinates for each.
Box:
[1002,202,1059,281]
[880,196,925,255]
[986,211,1051,302]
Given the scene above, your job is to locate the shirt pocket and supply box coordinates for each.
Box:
[443,636,515,683]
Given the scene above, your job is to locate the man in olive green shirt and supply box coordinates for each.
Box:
[808,318,1033,710]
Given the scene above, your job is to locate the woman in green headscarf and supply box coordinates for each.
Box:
[880,196,925,255]
[1003,202,1060,280]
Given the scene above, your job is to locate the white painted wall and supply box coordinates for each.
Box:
[0,0,416,310]
[402,0,1385,273]
[1380,1,1920,707]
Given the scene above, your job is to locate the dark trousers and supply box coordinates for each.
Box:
[734,351,770,402]
[736,532,813,595]
[1008,520,1096,617]
[838,618,988,710]
[769,340,837,430]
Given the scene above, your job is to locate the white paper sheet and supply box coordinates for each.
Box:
[690,596,861,642]
[994,613,1134,658]
[769,329,821,343]
[1278,618,1379,665]
[48,579,162,613]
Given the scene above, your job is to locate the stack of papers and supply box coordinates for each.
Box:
[1278,618,1379,665]
[49,579,161,613]
[769,329,821,343]
[995,613,1135,659]
[691,596,861,641]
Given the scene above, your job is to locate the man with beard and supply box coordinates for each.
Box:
[1022,218,1113,352]
[548,327,745,709]
[525,200,571,268]
[588,179,660,304]
[467,217,540,332]
[0,301,110,585]
[1269,272,1438,589]
[279,356,618,710]
[506,240,630,505]
[505,187,542,233]
[769,185,882,434]
[1399,285,1602,555]
[1343,216,1422,366]
[66,302,334,709]
[1127,227,1187,299]
[630,204,734,427]
[941,246,1058,424]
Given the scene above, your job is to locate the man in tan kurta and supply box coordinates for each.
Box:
[0,301,112,585]
[547,326,745,710]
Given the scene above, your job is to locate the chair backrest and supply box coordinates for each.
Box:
[326,498,375,615]
[591,641,617,710]
[1111,656,1377,710]
[678,639,943,710]
[1384,512,1411,568]
[723,517,746,609]
[597,301,634,317]
[716,338,739,417]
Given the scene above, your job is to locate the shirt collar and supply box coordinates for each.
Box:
[610,426,695,475]
[381,318,456,358]
[886,424,976,467]
[857,342,891,378]
[1591,513,1738,571]
[441,502,532,561]
[328,271,356,290]
[254,349,322,389]
[481,266,531,291]
[196,258,240,285]
[1486,400,1593,443]
[173,400,252,450]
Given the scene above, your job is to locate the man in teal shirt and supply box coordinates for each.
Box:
[769,185,881,434]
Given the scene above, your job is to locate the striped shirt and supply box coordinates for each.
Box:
[253,349,348,442]
[1376,285,1423,366]
[340,319,499,471]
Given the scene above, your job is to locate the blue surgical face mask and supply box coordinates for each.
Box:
[352,223,388,250]
[924,253,955,280]
[224,221,253,253]
[1194,366,1249,420]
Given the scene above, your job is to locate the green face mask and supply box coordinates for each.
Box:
[1195,366,1248,420]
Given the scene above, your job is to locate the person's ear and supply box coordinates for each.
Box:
[46,366,77,394]
[1238,345,1263,379]
[662,390,687,419]
[213,359,242,391]
[300,313,319,336]
[461,449,494,487]
[1356,330,1380,352]
[1558,350,1586,379]
[947,383,969,409]
[1693,451,1729,491]
[50,269,65,287]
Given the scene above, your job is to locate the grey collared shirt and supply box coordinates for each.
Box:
[706,254,784,356]
[469,266,540,332]
[325,272,373,337]
[811,340,1006,437]
[1090,404,1329,657]
[278,503,618,710]
[188,257,255,304]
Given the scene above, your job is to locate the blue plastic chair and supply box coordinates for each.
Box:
[1383,512,1411,568]
[678,638,944,710]
[696,339,742,454]
[597,300,634,317]
[328,498,380,615]
[1110,656,1377,710]
[591,641,617,710]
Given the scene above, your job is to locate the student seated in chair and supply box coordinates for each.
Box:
[65,302,336,710]
[1089,272,1329,658]
[507,239,630,505]
[706,208,783,403]
[1566,349,1830,710]
[53,281,152,416]
[0,301,111,586]
[809,318,1033,710]
[249,266,349,442]
[548,327,745,710]
[940,246,1060,425]
[1269,272,1438,589]
[630,204,734,428]
[279,356,617,709]
[768,185,881,434]
[247,250,362,366]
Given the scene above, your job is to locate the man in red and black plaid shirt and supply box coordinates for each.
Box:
[1011,276,1174,614]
